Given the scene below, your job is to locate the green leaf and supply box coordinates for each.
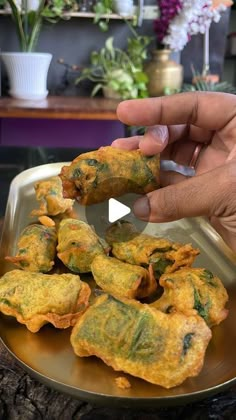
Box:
[91,83,103,96]
[91,51,100,66]
[94,3,106,14]
[99,21,109,32]
[108,80,120,90]
[105,37,114,53]
[133,71,148,83]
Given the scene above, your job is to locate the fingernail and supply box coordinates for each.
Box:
[147,126,168,145]
[133,197,150,219]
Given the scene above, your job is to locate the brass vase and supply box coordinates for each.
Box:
[145,49,183,97]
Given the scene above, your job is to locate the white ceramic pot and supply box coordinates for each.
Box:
[27,0,41,11]
[1,52,52,100]
[112,0,134,17]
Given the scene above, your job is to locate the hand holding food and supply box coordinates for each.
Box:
[60,146,160,205]
[112,92,236,253]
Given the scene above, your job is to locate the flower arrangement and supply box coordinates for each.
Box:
[154,0,233,51]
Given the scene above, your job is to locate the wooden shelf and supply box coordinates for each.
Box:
[0,9,134,19]
[0,4,157,24]
[0,96,121,120]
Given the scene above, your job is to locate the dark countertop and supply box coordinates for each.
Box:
[0,340,236,420]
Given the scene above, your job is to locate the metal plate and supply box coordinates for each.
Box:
[0,162,236,408]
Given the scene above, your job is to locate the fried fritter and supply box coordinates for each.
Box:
[57,219,109,273]
[105,221,199,277]
[91,254,157,299]
[31,176,74,217]
[60,146,160,205]
[0,269,91,332]
[71,294,212,389]
[152,268,229,327]
[5,224,57,273]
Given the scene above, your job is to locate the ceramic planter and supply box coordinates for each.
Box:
[1,52,52,100]
[102,86,122,99]
[112,0,134,17]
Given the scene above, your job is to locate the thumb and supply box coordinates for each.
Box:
[133,162,236,223]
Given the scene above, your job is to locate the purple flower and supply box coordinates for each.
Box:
[154,0,183,43]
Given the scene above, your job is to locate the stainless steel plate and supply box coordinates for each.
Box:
[0,162,236,408]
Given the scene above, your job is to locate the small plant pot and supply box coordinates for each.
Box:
[102,86,122,99]
[1,52,52,100]
[112,0,134,17]
[27,0,41,11]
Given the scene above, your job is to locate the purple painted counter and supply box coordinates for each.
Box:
[0,97,125,148]
[0,118,125,148]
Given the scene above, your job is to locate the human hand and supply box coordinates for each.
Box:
[112,92,236,252]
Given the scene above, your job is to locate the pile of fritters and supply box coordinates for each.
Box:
[0,148,229,388]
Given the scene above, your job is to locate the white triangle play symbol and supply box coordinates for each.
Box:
[108,198,131,223]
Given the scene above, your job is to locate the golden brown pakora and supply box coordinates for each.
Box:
[105,221,199,277]
[91,254,157,299]
[31,175,74,217]
[57,219,109,273]
[152,267,229,327]
[5,224,57,273]
[71,294,212,388]
[60,146,160,205]
[0,269,91,332]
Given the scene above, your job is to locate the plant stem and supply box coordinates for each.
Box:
[124,18,138,38]
[202,26,210,76]
[8,0,27,51]
[22,0,29,48]
[27,0,46,52]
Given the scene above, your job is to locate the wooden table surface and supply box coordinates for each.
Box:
[0,96,121,120]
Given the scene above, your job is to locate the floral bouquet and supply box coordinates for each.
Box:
[154,0,233,52]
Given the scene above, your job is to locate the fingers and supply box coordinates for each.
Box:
[116,92,236,130]
[112,125,211,158]
[138,126,168,155]
[112,137,141,150]
[133,162,236,224]
[226,144,236,162]
[112,126,169,155]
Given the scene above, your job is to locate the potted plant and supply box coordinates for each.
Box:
[112,0,134,17]
[1,0,76,100]
[75,28,151,100]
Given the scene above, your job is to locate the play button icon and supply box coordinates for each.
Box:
[84,176,150,239]
[108,198,131,223]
